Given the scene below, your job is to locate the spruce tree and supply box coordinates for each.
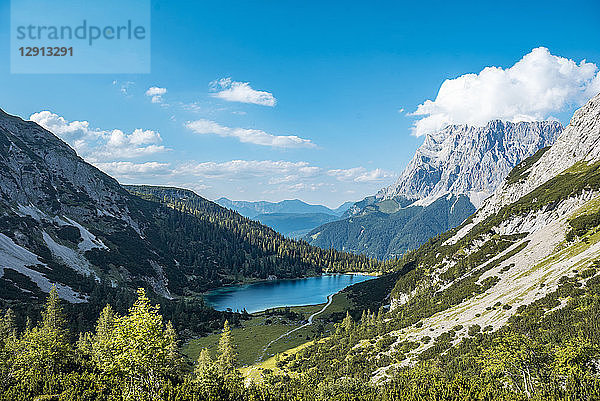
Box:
[217,320,238,373]
[10,286,73,381]
[0,309,16,340]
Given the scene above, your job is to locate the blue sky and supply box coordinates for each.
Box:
[1,0,600,207]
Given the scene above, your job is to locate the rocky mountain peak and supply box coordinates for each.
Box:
[377,119,562,208]
[0,110,131,223]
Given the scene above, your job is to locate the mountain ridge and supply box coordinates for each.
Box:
[216,197,353,237]
[216,197,353,218]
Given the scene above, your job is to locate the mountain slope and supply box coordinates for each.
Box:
[277,92,600,383]
[307,194,475,259]
[375,93,600,374]
[307,120,562,259]
[0,109,378,307]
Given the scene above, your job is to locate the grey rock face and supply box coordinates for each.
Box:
[378,120,562,208]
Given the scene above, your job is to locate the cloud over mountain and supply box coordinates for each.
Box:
[328,167,395,183]
[30,111,167,161]
[412,47,600,136]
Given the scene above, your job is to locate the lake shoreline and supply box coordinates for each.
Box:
[202,271,377,296]
[204,273,375,314]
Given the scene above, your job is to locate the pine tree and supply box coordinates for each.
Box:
[41,286,68,342]
[194,347,220,388]
[90,304,116,367]
[96,304,115,340]
[0,309,16,340]
[0,308,17,387]
[342,312,353,334]
[10,286,73,381]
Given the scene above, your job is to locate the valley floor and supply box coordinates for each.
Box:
[183,294,352,366]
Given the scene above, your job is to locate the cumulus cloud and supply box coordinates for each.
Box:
[185,119,316,149]
[145,86,167,103]
[210,78,276,106]
[30,111,167,161]
[175,160,394,198]
[30,111,94,141]
[412,47,600,136]
[328,167,395,183]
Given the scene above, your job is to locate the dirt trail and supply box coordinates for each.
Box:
[255,293,334,363]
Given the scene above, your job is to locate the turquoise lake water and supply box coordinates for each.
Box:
[204,274,375,313]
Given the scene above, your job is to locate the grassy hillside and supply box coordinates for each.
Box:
[266,156,600,395]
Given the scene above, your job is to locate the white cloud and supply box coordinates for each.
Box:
[177,160,321,179]
[93,161,171,175]
[327,167,395,183]
[30,111,167,161]
[185,119,316,149]
[145,86,167,103]
[411,47,600,136]
[29,111,94,141]
[210,78,276,106]
[175,160,342,198]
[285,182,327,192]
[175,160,393,200]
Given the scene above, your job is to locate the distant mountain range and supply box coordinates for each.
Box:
[216,198,353,238]
[216,198,353,218]
[306,120,563,259]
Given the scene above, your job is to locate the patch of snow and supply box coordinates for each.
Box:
[148,260,173,299]
[0,233,87,303]
[63,217,108,252]
[96,208,116,218]
[15,204,46,221]
[42,231,97,278]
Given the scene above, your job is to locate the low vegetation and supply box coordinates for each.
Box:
[2,277,600,400]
